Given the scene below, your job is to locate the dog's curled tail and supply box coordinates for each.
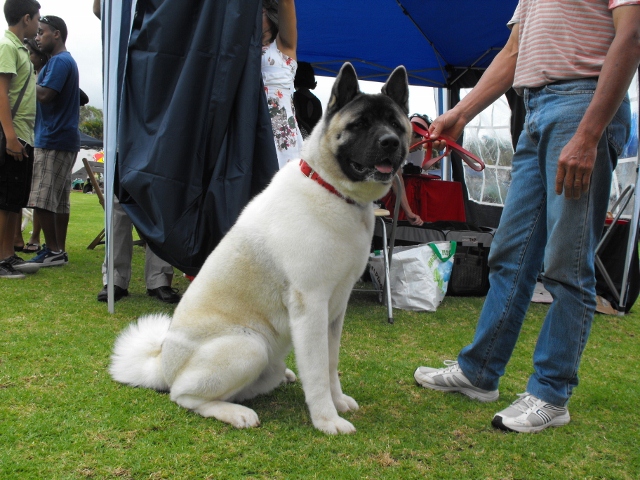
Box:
[109,313,172,391]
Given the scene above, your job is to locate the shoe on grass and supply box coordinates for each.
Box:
[0,260,26,279]
[414,360,499,402]
[22,243,41,254]
[26,247,67,267]
[5,254,40,274]
[492,392,570,433]
[97,285,129,302]
[147,286,181,304]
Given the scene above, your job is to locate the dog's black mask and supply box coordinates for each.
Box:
[325,64,410,183]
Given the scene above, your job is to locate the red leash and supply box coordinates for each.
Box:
[410,123,485,172]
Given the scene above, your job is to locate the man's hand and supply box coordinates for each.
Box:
[428,109,468,151]
[554,132,598,199]
[6,136,27,162]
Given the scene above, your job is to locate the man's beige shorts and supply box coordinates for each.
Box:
[28,148,76,214]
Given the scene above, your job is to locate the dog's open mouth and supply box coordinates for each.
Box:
[349,159,395,179]
[374,160,394,174]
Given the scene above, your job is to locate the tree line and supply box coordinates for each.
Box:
[79,105,103,140]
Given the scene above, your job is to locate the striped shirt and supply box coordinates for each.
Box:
[509,0,640,90]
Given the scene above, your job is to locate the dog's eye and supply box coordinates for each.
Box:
[351,119,368,129]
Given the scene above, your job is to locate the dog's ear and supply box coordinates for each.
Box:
[326,62,361,118]
[382,66,409,115]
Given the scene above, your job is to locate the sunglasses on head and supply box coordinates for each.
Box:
[39,16,61,31]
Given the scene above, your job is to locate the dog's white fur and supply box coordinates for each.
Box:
[110,64,410,434]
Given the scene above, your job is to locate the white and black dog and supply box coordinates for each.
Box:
[110,63,411,434]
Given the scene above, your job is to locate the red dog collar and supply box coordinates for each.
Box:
[299,160,356,205]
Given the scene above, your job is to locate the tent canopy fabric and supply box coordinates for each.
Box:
[79,131,103,149]
[297,0,517,87]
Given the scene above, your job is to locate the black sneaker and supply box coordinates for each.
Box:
[0,260,26,279]
[26,248,67,267]
[5,254,40,274]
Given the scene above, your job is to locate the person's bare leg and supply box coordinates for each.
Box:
[13,213,24,250]
[35,208,61,252]
[0,210,19,260]
[55,213,70,252]
[28,210,41,246]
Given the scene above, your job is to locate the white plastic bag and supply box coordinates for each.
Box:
[369,241,456,312]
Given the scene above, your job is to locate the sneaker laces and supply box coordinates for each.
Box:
[440,360,461,373]
[510,392,538,414]
[0,260,17,272]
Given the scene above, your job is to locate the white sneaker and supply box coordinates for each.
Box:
[414,360,499,402]
[492,393,570,433]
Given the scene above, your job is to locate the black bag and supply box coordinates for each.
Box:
[448,245,490,296]
[0,128,6,167]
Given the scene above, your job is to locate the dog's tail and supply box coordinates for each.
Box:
[109,313,172,391]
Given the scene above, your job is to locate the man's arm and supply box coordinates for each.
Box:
[0,73,27,160]
[429,24,519,143]
[556,5,640,199]
[36,84,57,104]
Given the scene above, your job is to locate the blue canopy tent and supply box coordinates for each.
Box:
[100,0,519,309]
[296,0,519,227]
[297,0,516,88]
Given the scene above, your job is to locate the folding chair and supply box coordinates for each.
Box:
[595,177,640,314]
[354,174,402,324]
[83,158,107,249]
[83,158,145,250]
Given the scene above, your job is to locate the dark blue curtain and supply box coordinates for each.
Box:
[117,0,278,275]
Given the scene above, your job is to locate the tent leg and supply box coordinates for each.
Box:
[617,166,640,314]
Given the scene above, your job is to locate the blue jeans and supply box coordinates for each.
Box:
[457,79,631,406]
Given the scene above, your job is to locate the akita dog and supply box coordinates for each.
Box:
[110,63,410,434]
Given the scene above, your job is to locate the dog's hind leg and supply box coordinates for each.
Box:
[181,397,261,429]
[168,334,270,429]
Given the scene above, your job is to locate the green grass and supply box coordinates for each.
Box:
[1,193,639,479]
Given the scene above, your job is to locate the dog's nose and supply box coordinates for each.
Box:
[378,134,400,153]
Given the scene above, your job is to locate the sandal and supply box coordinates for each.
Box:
[22,243,41,254]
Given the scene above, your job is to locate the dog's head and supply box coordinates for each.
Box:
[304,63,411,203]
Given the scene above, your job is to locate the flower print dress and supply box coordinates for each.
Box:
[261,41,303,169]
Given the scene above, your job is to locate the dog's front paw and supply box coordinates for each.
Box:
[334,394,359,413]
[313,415,356,435]
[284,368,297,383]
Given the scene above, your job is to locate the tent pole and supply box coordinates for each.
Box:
[437,87,452,181]
[614,68,640,315]
[102,0,128,313]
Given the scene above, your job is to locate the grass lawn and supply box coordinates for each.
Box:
[1,192,639,479]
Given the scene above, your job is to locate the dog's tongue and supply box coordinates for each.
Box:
[375,164,393,174]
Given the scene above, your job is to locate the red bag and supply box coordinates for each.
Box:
[380,175,466,223]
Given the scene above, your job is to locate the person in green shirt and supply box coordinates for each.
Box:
[0,0,40,279]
